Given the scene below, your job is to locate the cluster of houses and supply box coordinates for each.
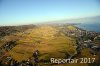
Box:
[83,39,100,55]
[0,55,33,66]
[0,40,17,58]
[61,25,100,57]
[0,50,40,66]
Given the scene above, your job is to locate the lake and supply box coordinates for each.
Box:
[75,22,100,33]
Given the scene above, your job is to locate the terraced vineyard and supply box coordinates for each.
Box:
[0,24,100,66]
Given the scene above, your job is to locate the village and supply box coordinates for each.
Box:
[61,24,100,59]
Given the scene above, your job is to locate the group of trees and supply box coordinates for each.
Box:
[0,25,36,37]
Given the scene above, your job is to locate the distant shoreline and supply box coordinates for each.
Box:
[74,23,100,33]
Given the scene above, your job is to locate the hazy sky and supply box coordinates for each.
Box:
[0,0,100,25]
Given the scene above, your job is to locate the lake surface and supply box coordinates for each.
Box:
[75,22,100,33]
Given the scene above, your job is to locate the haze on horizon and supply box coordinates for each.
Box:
[0,0,100,26]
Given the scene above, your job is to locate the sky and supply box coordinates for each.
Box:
[0,0,100,25]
